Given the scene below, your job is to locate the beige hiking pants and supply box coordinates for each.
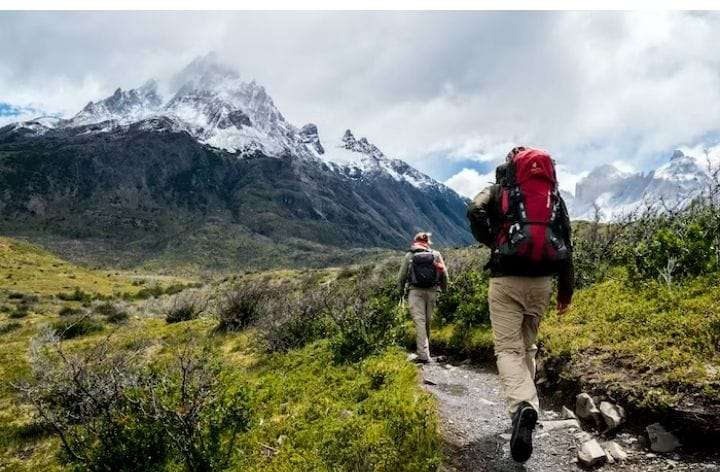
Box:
[408,287,438,361]
[489,276,552,416]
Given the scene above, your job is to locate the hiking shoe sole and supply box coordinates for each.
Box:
[510,404,538,463]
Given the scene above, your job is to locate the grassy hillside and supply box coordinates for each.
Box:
[0,236,149,296]
[0,238,440,471]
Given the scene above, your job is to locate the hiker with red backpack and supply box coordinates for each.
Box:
[398,232,449,364]
[467,146,574,463]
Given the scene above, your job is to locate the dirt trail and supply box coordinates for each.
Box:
[420,361,719,472]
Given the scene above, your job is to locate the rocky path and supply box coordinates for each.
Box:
[419,360,719,472]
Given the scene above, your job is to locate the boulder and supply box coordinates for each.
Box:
[578,439,608,467]
[604,441,628,461]
[576,393,601,420]
[646,423,682,453]
[599,401,626,430]
[561,406,577,420]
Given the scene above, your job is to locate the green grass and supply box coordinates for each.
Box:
[233,342,440,471]
[0,238,440,471]
[0,236,189,298]
[541,272,720,405]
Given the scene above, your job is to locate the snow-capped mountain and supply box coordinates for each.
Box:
[569,150,713,221]
[65,79,163,128]
[0,54,473,268]
[322,129,439,189]
[7,53,447,193]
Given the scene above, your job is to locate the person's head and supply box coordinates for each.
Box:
[413,232,432,246]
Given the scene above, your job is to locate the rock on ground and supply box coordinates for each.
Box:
[578,438,607,468]
[647,423,682,453]
[420,361,719,472]
[599,401,626,430]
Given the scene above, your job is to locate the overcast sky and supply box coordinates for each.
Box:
[2,11,720,196]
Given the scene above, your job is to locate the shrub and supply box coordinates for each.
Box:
[18,335,251,472]
[435,267,489,326]
[260,287,334,352]
[93,302,128,324]
[51,315,104,340]
[327,279,404,363]
[57,288,93,303]
[9,303,31,319]
[58,306,83,317]
[215,282,275,332]
[165,290,208,324]
[0,321,21,335]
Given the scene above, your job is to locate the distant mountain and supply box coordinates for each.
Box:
[567,150,713,221]
[0,54,472,270]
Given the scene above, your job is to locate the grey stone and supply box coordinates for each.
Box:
[578,439,608,467]
[500,433,511,441]
[541,419,581,432]
[406,353,418,362]
[576,393,601,420]
[574,431,593,443]
[561,406,577,420]
[646,423,682,453]
[604,441,628,461]
[599,401,626,430]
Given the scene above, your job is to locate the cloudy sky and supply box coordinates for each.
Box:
[2,11,720,196]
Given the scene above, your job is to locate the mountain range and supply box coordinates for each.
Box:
[567,149,716,221]
[0,54,472,270]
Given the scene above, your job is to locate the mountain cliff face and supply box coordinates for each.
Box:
[0,54,472,269]
[568,150,713,221]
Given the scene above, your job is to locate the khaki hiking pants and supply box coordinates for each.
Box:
[408,287,438,361]
[489,276,552,416]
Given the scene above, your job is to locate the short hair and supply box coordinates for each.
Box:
[413,232,432,244]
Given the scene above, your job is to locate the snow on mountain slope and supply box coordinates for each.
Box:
[5,53,455,197]
[65,80,163,127]
[571,150,712,221]
[321,129,439,190]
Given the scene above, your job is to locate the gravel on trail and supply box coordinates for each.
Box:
[420,360,720,472]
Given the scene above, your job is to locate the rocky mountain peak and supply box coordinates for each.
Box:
[342,129,356,145]
[299,123,324,155]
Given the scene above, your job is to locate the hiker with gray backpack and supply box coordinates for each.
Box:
[398,232,449,364]
[467,146,574,463]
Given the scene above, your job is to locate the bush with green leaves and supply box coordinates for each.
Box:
[51,315,104,340]
[18,335,252,472]
[93,302,128,324]
[435,268,489,326]
[215,282,276,332]
[260,287,334,353]
[58,306,83,317]
[57,288,94,303]
[628,212,719,284]
[328,279,404,363]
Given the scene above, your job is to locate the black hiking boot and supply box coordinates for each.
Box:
[510,401,538,463]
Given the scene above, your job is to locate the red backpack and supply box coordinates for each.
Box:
[493,148,569,264]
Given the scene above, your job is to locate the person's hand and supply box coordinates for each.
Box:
[556,301,571,315]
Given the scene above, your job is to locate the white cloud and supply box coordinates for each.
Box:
[446,161,587,199]
[445,168,496,199]
[2,11,720,180]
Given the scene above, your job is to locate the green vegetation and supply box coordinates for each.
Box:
[3,189,720,469]
[0,237,440,471]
